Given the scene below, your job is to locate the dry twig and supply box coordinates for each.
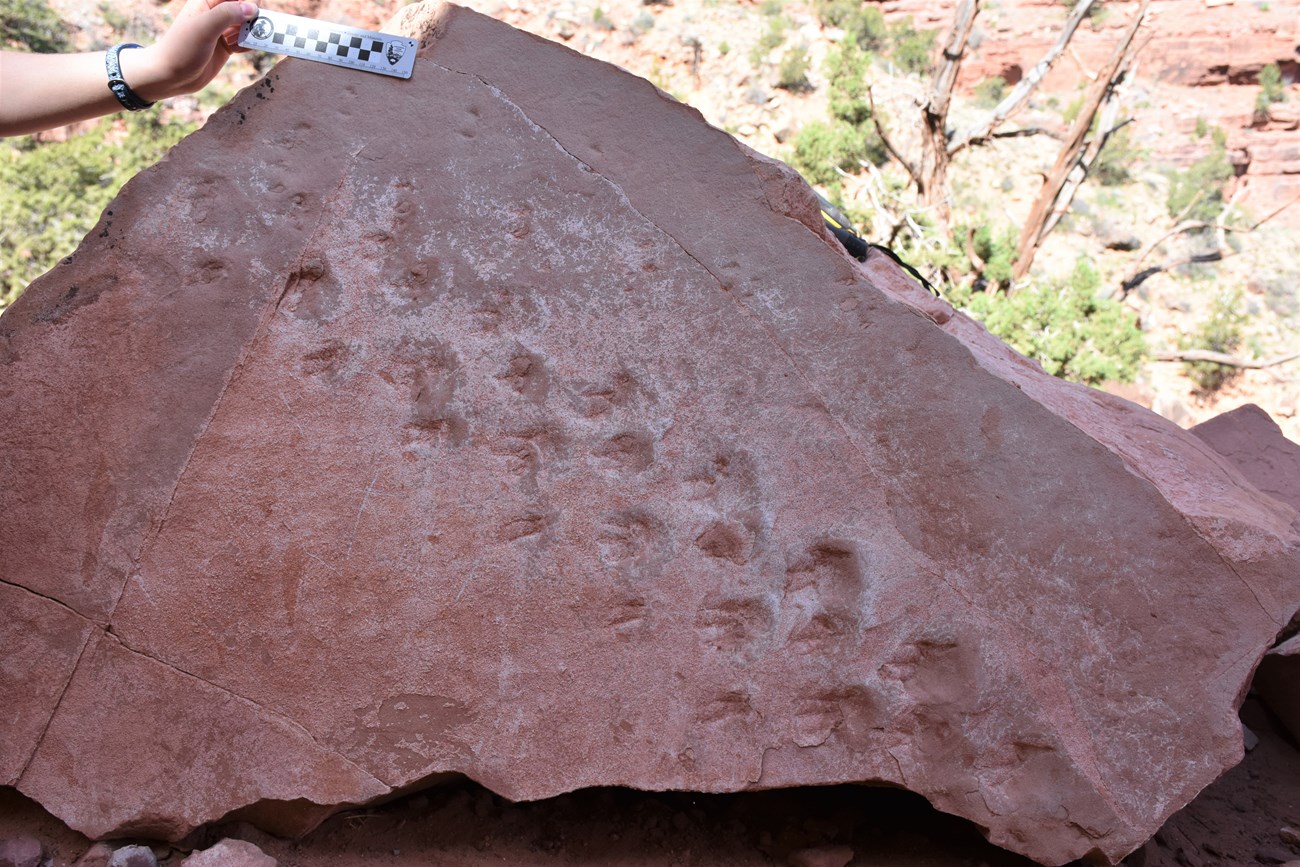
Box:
[951,0,1098,154]
[1153,349,1300,370]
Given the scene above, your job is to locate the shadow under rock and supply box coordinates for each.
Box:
[4,696,1298,866]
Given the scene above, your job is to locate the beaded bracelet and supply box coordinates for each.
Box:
[105,43,156,112]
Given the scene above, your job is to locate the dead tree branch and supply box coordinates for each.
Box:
[866,86,921,188]
[1117,190,1300,297]
[990,126,1066,141]
[834,163,906,243]
[1120,250,1237,295]
[1067,44,1099,82]
[1012,0,1150,282]
[950,0,1097,154]
[916,0,979,223]
[1153,349,1300,369]
[1038,112,1137,242]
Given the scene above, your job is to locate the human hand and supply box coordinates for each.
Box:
[120,0,259,103]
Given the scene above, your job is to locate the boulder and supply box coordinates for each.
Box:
[71,843,114,867]
[1,3,1297,865]
[1191,403,1300,513]
[0,836,45,867]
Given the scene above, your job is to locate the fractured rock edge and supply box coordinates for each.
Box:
[1191,403,1300,516]
[0,3,1295,865]
[18,628,388,841]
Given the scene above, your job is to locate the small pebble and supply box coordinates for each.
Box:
[74,842,115,867]
[1281,827,1300,848]
[180,839,276,867]
[108,845,158,867]
[0,835,45,867]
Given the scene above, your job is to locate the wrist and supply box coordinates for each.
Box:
[116,44,172,103]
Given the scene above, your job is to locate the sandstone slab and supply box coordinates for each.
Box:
[1192,403,1300,514]
[1,4,1298,866]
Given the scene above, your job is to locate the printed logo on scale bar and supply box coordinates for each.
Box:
[250,16,273,40]
[386,41,406,66]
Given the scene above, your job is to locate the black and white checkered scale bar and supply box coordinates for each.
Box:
[238,9,417,79]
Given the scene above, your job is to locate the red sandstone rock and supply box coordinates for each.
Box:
[71,843,114,867]
[180,840,277,867]
[1191,403,1300,514]
[0,4,1297,866]
[0,837,44,867]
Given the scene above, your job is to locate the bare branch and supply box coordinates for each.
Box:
[1117,191,1300,297]
[915,0,979,222]
[1159,189,1206,227]
[862,163,917,245]
[866,86,920,186]
[1012,0,1150,281]
[964,225,985,273]
[990,126,1066,141]
[1126,213,1207,283]
[834,164,905,241]
[1039,88,1127,239]
[1119,250,1237,295]
[903,211,930,245]
[1239,189,1300,231]
[1153,349,1300,370]
[1067,44,1098,81]
[950,0,1097,155]
[926,0,980,123]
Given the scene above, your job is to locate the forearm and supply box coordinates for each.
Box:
[2,52,115,137]
[0,1,256,138]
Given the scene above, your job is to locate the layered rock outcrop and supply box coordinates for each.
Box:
[1,4,1297,865]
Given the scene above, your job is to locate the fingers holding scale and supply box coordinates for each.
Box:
[165,0,259,89]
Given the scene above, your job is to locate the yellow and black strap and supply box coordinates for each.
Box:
[816,193,939,297]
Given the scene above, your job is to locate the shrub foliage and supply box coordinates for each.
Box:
[1,0,69,51]
[948,259,1147,385]
[1180,290,1248,392]
[1,113,197,311]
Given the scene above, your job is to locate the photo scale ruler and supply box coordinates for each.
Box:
[238,8,418,79]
